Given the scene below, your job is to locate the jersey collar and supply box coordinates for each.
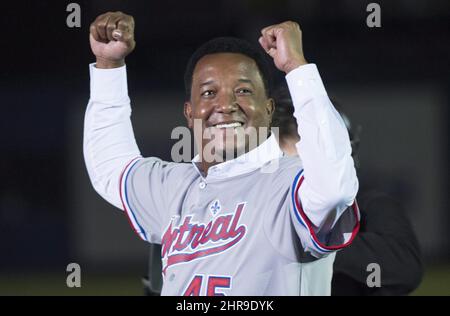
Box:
[191,134,284,180]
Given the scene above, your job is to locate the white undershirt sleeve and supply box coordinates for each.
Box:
[286,64,359,232]
[83,64,142,210]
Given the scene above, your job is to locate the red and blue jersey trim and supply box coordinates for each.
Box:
[291,169,360,254]
[119,156,148,242]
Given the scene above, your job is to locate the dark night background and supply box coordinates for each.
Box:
[0,0,449,295]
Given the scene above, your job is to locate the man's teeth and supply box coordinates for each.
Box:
[214,122,243,129]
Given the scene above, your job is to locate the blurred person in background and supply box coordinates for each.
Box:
[271,85,424,295]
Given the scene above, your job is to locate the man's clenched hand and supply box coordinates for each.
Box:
[259,21,308,74]
[90,12,136,69]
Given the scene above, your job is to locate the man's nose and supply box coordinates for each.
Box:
[215,91,238,113]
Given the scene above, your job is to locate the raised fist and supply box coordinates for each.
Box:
[89,11,136,68]
[259,21,308,74]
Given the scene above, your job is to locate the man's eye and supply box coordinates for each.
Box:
[236,88,252,95]
[201,90,215,97]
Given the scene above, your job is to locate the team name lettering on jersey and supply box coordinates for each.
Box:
[161,202,247,273]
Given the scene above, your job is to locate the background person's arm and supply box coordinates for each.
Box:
[332,191,424,295]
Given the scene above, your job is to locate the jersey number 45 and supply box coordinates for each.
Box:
[183,275,232,296]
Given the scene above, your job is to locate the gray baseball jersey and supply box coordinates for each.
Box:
[119,144,359,296]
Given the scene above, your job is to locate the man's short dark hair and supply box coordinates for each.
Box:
[184,37,272,100]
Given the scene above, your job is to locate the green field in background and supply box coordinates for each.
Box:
[0,265,449,296]
[411,265,450,296]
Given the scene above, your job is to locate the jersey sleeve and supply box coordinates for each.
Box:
[119,157,171,244]
[289,169,360,258]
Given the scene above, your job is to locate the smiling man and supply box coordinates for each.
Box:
[184,46,274,167]
[84,11,360,296]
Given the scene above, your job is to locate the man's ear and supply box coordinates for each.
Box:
[265,98,275,129]
[184,101,194,129]
[266,97,275,117]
